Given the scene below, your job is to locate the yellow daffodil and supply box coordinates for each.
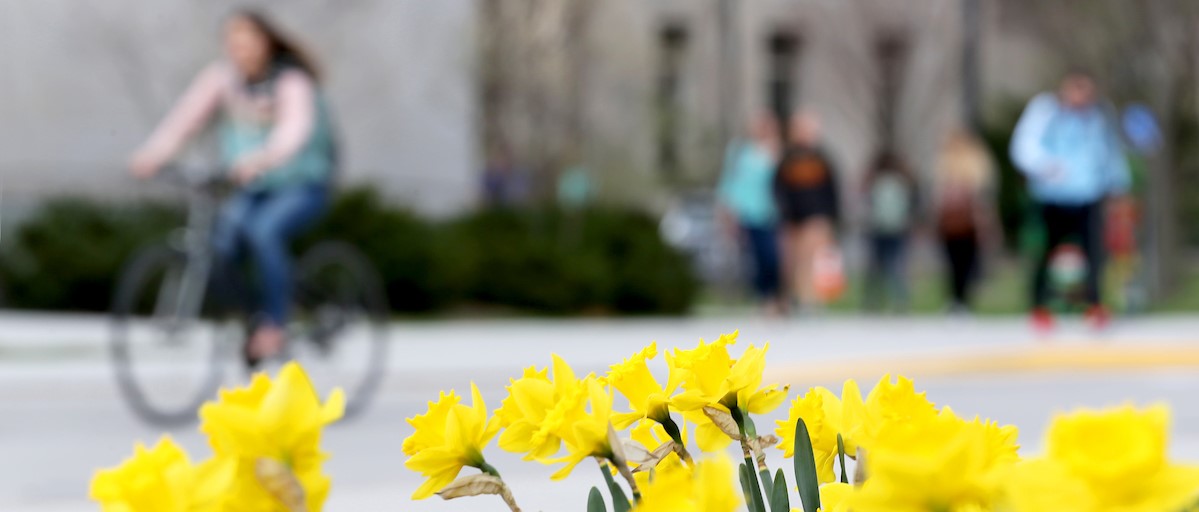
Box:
[495,355,589,461]
[818,482,854,512]
[841,374,936,450]
[668,333,788,450]
[632,456,740,512]
[547,376,616,480]
[850,408,1018,512]
[90,436,234,512]
[198,362,344,512]
[1004,404,1199,512]
[606,342,677,429]
[403,382,501,500]
[776,381,861,483]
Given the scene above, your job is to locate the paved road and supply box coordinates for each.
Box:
[4,313,1199,511]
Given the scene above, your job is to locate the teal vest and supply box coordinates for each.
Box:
[218,68,335,190]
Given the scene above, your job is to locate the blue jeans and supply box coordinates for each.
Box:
[742,225,781,300]
[213,185,328,327]
[864,233,909,311]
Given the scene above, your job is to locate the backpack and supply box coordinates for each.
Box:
[869,173,913,234]
[938,184,977,237]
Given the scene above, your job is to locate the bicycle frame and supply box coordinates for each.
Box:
[155,170,225,326]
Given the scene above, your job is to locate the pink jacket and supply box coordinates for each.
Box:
[136,62,318,176]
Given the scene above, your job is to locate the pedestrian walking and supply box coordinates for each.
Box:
[774,111,843,311]
[1010,71,1131,332]
[718,112,784,315]
[934,130,1000,313]
[861,150,919,313]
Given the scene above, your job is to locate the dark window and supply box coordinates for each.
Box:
[874,34,909,150]
[767,31,801,131]
[657,24,688,179]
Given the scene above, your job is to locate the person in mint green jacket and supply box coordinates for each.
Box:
[129,10,336,362]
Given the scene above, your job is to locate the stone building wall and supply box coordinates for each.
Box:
[1,0,478,217]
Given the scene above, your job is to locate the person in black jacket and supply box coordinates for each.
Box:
[774,111,841,309]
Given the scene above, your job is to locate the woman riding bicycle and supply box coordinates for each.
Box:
[129,10,335,363]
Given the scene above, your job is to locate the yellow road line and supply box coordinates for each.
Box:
[766,344,1199,385]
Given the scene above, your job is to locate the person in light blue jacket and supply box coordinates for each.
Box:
[718,112,783,314]
[1010,71,1130,331]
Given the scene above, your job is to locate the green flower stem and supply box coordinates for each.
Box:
[741,416,773,482]
[476,461,521,512]
[596,458,632,512]
[837,434,849,484]
[660,416,694,464]
[612,457,642,501]
[478,460,502,478]
[731,407,767,512]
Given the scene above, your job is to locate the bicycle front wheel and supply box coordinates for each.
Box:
[293,241,389,421]
[110,244,229,426]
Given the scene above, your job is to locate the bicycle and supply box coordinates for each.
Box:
[109,167,388,426]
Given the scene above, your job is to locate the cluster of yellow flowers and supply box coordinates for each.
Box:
[775,376,1199,511]
[405,331,1199,512]
[91,362,344,512]
[90,331,1199,511]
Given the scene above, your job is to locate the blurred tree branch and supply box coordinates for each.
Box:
[478,0,594,198]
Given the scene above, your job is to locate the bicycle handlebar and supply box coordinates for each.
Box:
[155,165,235,192]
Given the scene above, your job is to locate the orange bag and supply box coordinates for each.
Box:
[812,248,847,303]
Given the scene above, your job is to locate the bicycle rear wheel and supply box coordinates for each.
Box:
[293,241,389,421]
[110,244,229,426]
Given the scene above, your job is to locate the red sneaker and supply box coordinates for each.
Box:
[1031,308,1055,335]
[1086,306,1112,331]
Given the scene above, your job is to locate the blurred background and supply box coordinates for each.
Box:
[4,0,1199,510]
[5,0,1199,316]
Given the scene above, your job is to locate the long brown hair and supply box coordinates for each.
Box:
[232,9,322,83]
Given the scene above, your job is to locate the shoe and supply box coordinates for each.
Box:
[1031,308,1055,335]
[244,324,288,369]
[1085,306,1112,332]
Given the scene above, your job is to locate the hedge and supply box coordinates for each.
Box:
[0,189,698,316]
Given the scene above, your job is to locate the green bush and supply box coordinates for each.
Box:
[439,207,696,315]
[981,99,1033,254]
[298,189,447,312]
[1,190,699,316]
[0,198,182,311]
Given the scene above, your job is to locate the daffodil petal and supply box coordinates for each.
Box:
[319,388,346,425]
[696,419,735,452]
[550,453,590,480]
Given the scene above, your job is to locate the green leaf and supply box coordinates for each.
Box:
[758,467,774,504]
[599,462,631,512]
[769,469,791,512]
[793,418,822,512]
[745,456,767,512]
[588,487,608,512]
[733,462,762,512]
[837,433,849,484]
[739,463,757,512]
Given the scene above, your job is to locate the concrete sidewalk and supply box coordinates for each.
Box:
[5,311,1199,376]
